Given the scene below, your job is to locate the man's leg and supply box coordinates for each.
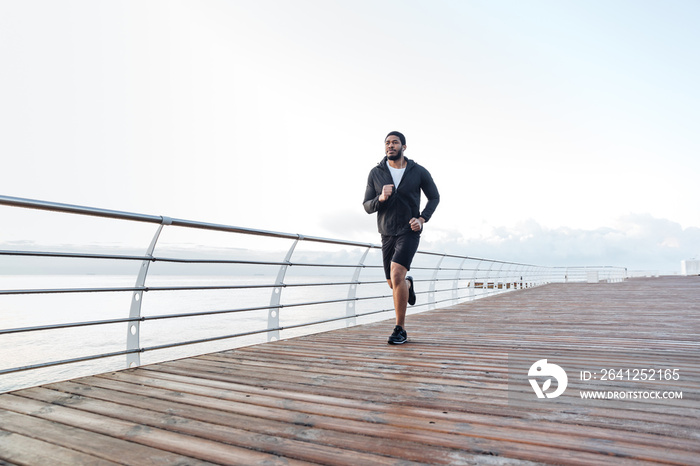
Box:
[383,233,417,344]
[390,262,409,327]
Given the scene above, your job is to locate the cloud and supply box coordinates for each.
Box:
[421,214,700,274]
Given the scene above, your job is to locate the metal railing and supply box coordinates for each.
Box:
[0,195,627,392]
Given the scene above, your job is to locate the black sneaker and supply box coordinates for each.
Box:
[406,276,416,306]
[388,325,408,345]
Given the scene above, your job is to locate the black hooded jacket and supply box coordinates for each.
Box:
[363,156,440,236]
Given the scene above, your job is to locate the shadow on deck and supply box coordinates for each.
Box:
[1,276,698,465]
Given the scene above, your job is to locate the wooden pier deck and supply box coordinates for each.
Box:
[1,276,698,465]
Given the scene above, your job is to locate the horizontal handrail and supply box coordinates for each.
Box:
[0,194,556,268]
[0,194,368,247]
[0,276,470,301]
[0,279,402,296]
[2,246,550,273]
[0,249,153,261]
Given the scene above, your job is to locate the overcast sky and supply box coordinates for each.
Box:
[2,0,699,274]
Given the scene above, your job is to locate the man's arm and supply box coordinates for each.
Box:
[419,168,440,221]
[363,173,393,214]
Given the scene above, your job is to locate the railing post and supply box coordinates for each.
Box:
[494,262,506,292]
[502,262,514,290]
[469,260,482,300]
[515,265,525,289]
[483,261,495,295]
[268,236,301,341]
[126,216,171,369]
[519,266,529,288]
[452,257,468,305]
[346,246,371,327]
[525,266,534,287]
[428,255,445,310]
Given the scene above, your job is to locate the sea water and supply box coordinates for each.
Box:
[0,272,405,393]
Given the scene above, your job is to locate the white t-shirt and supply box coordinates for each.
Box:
[387,161,406,188]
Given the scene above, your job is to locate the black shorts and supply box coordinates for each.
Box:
[381,231,421,280]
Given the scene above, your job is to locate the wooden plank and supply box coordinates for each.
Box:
[0,408,215,465]
[13,386,420,466]
[39,380,490,465]
[0,394,312,465]
[0,428,119,466]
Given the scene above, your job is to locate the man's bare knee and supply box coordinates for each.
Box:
[390,263,408,287]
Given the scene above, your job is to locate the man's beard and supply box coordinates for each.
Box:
[387,147,403,161]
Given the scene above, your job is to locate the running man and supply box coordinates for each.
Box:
[363,131,440,344]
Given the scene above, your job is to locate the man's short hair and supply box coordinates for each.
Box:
[385,131,406,146]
